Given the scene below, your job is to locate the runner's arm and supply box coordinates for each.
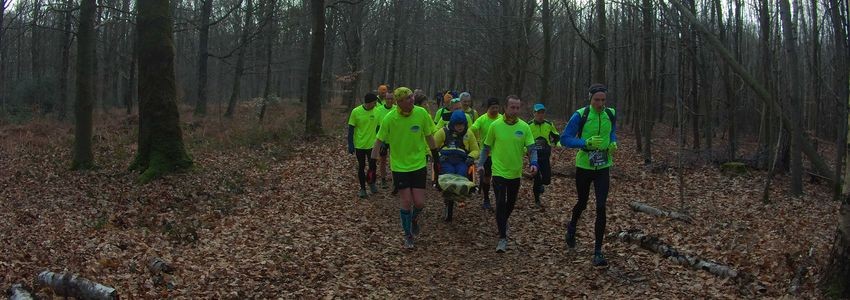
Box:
[347,125,355,152]
[478,145,490,169]
[560,112,585,148]
[426,134,437,151]
[371,140,384,159]
[527,145,539,168]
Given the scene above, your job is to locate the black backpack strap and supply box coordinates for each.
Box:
[605,108,616,130]
[576,105,590,139]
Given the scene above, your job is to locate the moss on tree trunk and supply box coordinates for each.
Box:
[129,0,191,183]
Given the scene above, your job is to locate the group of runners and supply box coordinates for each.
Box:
[347,83,617,267]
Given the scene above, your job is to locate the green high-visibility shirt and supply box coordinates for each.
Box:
[347,104,379,149]
[377,106,435,172]
[483,118,534,179]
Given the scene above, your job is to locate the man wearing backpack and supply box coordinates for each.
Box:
[528,103,560,208]
[560,83,618,268]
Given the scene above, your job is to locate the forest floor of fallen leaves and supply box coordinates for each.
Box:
[0,101,843,299]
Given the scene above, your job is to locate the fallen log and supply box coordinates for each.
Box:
[36,271,117,300]
[611,229,740,278]
[7,284,34,300]
[147,257,174,274]
[788,247,814,295]
[629,201,694,224]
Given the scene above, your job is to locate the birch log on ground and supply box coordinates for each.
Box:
[611,229,744,279]
[7,284,34,300]
[36,271,117,300]
[629,201,694,223]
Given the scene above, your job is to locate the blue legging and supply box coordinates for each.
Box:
[440,161,468,177]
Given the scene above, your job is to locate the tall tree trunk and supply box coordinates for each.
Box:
[258,0,276,122]
[641,0,655,165]
[779,0,804,195]
[194,0,212,116]
[130,0,192,183]
[828,0,850,200]
[321,10,336,104]
[0,0,5,111]
[341,0,363,110]
[226,0,253,118]
[124,0,137,116]
[31,0,45,113]
[808,0,820,137]
[593,0,607,83]
[72,0,97,170]
[388,0,401,87]
[305,0,325,135]
[714,0,734,160]
[684,0,701,151]
[539,0,552,105]
[828,75,850,298]
[58,0,73,120]
[727,0,744,160]
[757,0,774,168]
[512,0,535,97]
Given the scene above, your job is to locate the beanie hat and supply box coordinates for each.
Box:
[364,93,378,103]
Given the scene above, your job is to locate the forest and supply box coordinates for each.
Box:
[0,0,848,298]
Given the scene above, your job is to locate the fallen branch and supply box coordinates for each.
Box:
[36,271,117,300]
[7,284,34,300]
[788,247,814,295]
[147,257,174,274]
[629,201,694,224]
[611,229,741,278]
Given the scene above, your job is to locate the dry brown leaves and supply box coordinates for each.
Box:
[0,105,839,298]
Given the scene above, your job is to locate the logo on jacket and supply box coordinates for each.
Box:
[411,125,421,133]
[514,131,524,138]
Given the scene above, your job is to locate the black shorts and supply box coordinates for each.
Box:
[380,143,389,157]
[393,167,427,189]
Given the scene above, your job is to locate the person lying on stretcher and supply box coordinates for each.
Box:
[432,110,480,222]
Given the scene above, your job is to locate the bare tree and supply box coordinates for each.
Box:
[539,0,552,105]
[57,0,73,120]
[258,0,276,122]
[640,0,655,165]
[304,0,325,135]
[72,0,97,170]
[225,0,254,118]
[194,0,213,116]
[779,0,805,195]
